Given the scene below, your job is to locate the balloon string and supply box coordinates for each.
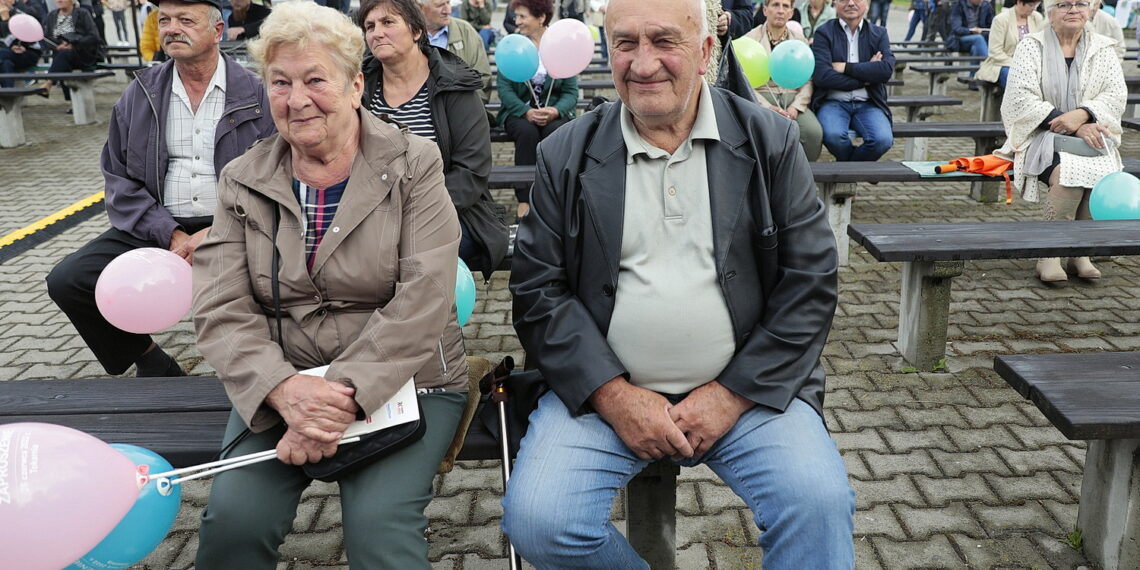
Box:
[543,81,554,108]
[147,435,363,485]
[527,79,541,109]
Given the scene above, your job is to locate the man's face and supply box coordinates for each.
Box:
[158,2,222,62]
[969,0,984,7]
[835,0,868,25]
[605,0,711,128]
[231,0,249,10]
[420,0,450,32]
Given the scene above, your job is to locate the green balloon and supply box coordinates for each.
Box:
[732,36,770,88]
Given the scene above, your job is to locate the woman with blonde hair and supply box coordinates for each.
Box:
[976,0,1044,86]
[1000,0,1126,282]
[192,2,468,567]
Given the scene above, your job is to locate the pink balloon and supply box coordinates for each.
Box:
[539,18,594,79]
[9,14,45,42]
[0,423,140,570]
[95,248,193,334]
[786,20,804,38]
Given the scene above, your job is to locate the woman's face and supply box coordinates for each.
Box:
[57,0,74,11]
[1015,0,1041,16]
[266,43,364,153]
[1049,1,1090,33]
[514,6,544,38]
[363,4,422,64]
[764,0,794,28]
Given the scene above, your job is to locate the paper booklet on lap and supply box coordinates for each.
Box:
[300,365,419,438]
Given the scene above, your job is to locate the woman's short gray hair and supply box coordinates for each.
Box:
[247,2,365,87]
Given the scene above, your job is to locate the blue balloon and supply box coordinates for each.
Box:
[1103,5,1115,16]
[496,33,540,83]
[769,39,815,90]
[67,444,181,570]
[1090,172,1140,220]
[456,259,476,327]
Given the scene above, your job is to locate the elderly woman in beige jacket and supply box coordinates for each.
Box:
[192,3,468,567]
[976,0,1045,86]
[1000,0,1126,283]
[745,0,823,160]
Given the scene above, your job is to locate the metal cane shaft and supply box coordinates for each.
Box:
[497,398,522,570]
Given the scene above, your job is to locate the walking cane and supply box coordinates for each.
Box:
[480,356,524,570]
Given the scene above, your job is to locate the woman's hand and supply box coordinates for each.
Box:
[786,107,799,120]
[1049,109,1090,135]
[11,45,25,54]
[57,40,73,51]
[524,108,545,125]
[266,374,360,443]
[1074,122,1111,149]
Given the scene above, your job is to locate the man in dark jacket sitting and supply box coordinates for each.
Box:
[946,0,993,60]
[501,0,854,566]
[810,0,895,161]
[46,0,274,378]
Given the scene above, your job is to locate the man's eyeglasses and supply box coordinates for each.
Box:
[1054,1,1090,11]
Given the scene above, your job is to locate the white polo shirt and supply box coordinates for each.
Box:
[605,83,736,395]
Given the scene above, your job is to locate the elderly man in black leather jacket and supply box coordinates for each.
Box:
[501,0,855,567]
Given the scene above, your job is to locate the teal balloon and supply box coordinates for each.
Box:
[496,34,540,83]
[1090,172,1140,220]
[1103,5,1115,16]
[769,39,814,90]
[456,259,476,327]
[67,444,181,570]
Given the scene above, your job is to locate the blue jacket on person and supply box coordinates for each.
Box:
[946,0,994,52]
[809,17,895,122]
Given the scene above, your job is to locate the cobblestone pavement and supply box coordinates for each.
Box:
[2,5,1138,569]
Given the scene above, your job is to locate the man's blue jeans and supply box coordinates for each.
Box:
[957,34,988,57]
[501,392,855,569]
[869,0,891,26]
[817,100,894,162]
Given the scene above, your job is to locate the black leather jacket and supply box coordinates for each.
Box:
[510,87,838,417]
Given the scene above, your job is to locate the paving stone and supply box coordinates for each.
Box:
[943,424,1019,452]
[929,448,1014,477]
[895,404,971,429]
[878,427,955,453]
[862,449,941,479]
[833,428,890,452]
[470,488,506,525]
[912,473,996,507]
[894,502,986,540]
[855,504,908,541]
[973,501,1059,534]
[832,407,907,431]
[707,541,762,569]
[872,534,965,569]
[983,471,1075,504]
[958,402,1038,429]
[947,534,1052,568]
[996,446,1082,476]
[852,475,925,509]
[842,450,873,480]
[675,510,754,549]
[1006,424,1074,449]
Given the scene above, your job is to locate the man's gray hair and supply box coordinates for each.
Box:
[207,6,222,26]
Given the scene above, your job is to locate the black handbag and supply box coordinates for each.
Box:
[268,205,427,483]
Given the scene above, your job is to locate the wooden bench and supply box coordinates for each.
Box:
[897,54,984,78]
[0,70,115,125]
[909,64,981,96]
[994,352,1140,570]
[97,62,148,82]
[0,86,46,148]
[847,220,1140,370]
[0,374,681,567]
[488,160,994,267]
[891,119,1004,162]
[887,94,962,122]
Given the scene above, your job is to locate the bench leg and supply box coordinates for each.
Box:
[979,88,1001,122]
[969,180,1001,203]
[626,461,679,570]
[897,260,964,370]
[1078,438,1140,570]
[904,137,928,161]
[0,96,27,148]
[818,182,856,267]
[929,74,948,96]
[69,80,98,125]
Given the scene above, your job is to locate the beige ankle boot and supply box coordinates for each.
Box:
[1067,191,1102,279]
[1037,189,1081,283]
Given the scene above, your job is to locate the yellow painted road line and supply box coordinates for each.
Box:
[0,191,105,249]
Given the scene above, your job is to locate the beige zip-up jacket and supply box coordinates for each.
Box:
[193,109,468,433]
